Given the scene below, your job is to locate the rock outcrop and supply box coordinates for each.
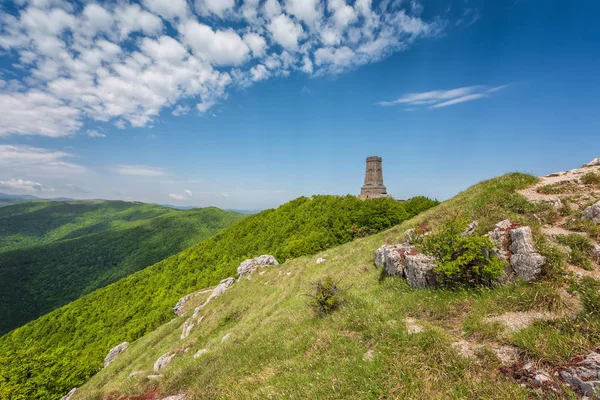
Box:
[61,388,77,400]
[582,201,600,223]
[584,157,600,167]
[191,278,236,317]
[404,253,438,288]
[237,255,279,277]
[154,353,175,372]
[103,342,129,367]
[559,350,600,397]
[375,220,545,287]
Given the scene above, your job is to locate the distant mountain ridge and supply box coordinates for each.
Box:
[0,200,245,334]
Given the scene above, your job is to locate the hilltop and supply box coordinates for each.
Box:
[67,165,600,399]
[0,195,437,399]
[0,201,245,334]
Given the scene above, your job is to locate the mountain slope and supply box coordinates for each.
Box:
[72,172,600,400]
[0,200,176,251]
[0,195,437,400]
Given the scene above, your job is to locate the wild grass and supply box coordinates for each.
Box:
[536,181,578,195]
[556,234,594,270]
[581,172,600,186]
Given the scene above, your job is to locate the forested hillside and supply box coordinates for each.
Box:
[0,201,245,334]
[0,195,437,400]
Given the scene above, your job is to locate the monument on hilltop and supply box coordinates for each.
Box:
[359,156,389,199]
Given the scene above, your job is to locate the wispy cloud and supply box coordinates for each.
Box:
[0,144,88,177]
[110,165,167,177]
[168,189,193,201]
[378,84,509,110]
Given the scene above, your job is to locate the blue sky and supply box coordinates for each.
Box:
[0,0,599,209]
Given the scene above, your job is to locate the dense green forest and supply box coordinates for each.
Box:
[0,201,245,334]
[0,195,437,400]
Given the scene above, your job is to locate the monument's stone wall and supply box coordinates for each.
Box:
[359,156,389,199]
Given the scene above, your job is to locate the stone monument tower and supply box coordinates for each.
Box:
[359,156,388,199]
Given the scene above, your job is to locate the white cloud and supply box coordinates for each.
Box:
[87,129,106,138]
[285,0,321,25]
[0,144,88,176]
[142,0,188,20]
[0,0,452,137]
[110,165,168,176]
[180,20,250,66]
[0,178,54,194]
[169,188,193,201]
[243,33,267,58]
[172,104,190,116]
[378,85,509,109]
[268,14,304,51]
[195,0,236,18]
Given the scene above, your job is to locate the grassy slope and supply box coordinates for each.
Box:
[0,204,245,334]
[75,173,600,400]
[0,195,436,400]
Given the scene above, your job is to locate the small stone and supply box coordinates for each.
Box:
[374,245,386,268]
[180,320,194,340]
[534,373,552,385]
[461,221,478,237]
[193,349,208,359]
[147,374,163,380]
[221,332,232,343]
[160,395,186,400]
[61,388,77,400]
[363,349,375,361]
[103,342,129,367]
[154,353,175,372]
[495,219,513,230]
[316,257,326,264]
[129,370,143,377]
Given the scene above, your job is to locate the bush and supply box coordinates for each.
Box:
[304,276,351,316]
[581,172,600,186]
[417,215,506,286]
[556,234,593,270]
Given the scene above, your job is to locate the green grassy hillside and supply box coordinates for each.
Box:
[0,195,437,400]
[0,203,245,334]
[69,173,600,400]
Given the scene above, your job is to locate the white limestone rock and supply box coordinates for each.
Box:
[103,342,129,367]
[154,353,175,372]
[461,221,478,237]
[160,395,186,400]
[508,227,545,282]
[61,388,77,400]
[221,332,232,343]
[180,320,194,340]
[316,257,326,264]
[582,201,600,224]
[192,278,236,316]
[584,158,600,167]
[404,253,438,288]
[193,349,208,359]
[237,255,279,277]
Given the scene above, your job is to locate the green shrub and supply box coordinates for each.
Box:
[581,172,600,186]
[417,216,506,286]
[556,234,594,270]
[304,276,351,316]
